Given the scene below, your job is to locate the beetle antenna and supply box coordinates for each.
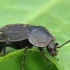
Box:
[57,40,70,48]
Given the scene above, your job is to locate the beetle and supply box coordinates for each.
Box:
[0,24,70,70]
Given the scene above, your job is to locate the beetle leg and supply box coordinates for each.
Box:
[21,46,28,70]
[2,42,14,56]
[2,47,6,56]
[38,47,50,68]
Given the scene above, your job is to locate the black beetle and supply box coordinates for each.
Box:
[0,24,70,70]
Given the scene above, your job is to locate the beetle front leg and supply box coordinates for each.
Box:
[21,46,28,70]
[38,47,50,68]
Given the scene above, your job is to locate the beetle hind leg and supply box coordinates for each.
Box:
[0,45,6,56]
[38,47,50,68]
[0,47,5,56]
[2,47,6,56]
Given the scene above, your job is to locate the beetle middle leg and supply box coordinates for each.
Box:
[21,46,28,70]
[38,47,50,68]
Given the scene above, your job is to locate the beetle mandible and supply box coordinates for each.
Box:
[0,24,70,70]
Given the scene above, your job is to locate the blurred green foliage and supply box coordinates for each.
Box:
[0,0,70,70]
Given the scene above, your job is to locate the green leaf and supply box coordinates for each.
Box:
[0,0,70,70]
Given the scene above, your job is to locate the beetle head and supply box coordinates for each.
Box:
[46,41,58,56]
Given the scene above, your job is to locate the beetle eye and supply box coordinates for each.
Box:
[55,43,58,47]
